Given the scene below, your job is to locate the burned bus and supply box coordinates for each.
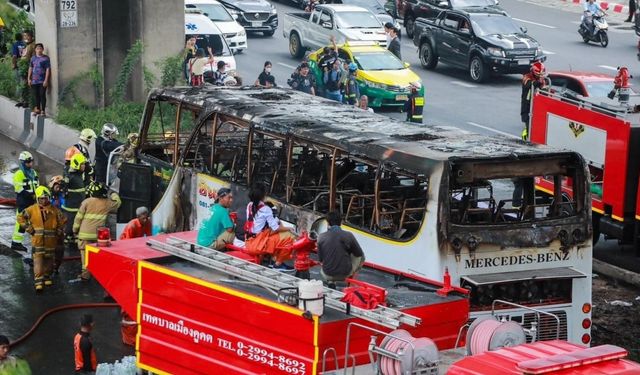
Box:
[114,86,593,344]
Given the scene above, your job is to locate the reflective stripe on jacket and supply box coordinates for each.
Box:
[62,172,85,212]
[13,168,39,211]
[73,193,122,240]
[17,203,66,251]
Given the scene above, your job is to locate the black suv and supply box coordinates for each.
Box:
[395,0,502,38]
[219,0,278,36]
[413,9,545,82]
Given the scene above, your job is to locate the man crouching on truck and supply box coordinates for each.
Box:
[317,211,365,286]
[197,188,236,250]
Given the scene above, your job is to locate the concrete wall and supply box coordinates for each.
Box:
[34,0,183,113]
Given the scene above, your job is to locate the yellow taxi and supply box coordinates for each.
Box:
[308,41,424,108]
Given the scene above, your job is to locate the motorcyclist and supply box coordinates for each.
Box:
[583,0,605,35]
[520,61,547,140]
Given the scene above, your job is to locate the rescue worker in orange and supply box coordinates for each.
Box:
[520,61,547,140]
[16,186,66,291]
[73,181,121,280]
[74,314,97,373]
[119,206,151,240]
[404,83,424,123]
[244,185,295,270]
[64,128,96,181]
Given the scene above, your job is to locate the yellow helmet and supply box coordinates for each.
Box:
[69,153,87,171]
[35,186,51,199]
[79,128,97,144]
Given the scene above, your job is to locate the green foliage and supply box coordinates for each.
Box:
[109,40,144,103]
[59,64,104,107]
[0,1,34,53]
[0,57,18,100]
[143,66,156,92]
[56,102,145,135]
[157,53,185,87]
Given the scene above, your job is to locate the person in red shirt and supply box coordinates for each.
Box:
[119,206,151,240]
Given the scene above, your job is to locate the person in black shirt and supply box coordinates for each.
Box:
[289,63,316,95]
[388,27,401,60]
[73,314,97,373]
[317,211,365,282]
[255,60,276,88]
[318,35,338,73]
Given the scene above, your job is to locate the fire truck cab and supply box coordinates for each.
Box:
[530,89,640,256]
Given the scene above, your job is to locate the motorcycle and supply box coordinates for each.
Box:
[579,10,609,47]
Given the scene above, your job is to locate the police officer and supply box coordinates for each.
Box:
[12,151,39,252]
[404,84,424,123]
[520,61,546,140]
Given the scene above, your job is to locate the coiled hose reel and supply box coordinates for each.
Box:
[377,329,439,375]
[466,316,527,355]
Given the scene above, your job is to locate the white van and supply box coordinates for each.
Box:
[185,0,248,53]
[185,11,237,73]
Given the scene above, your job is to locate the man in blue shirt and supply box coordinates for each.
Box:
[197,188,236,250]
[583,0,605,34]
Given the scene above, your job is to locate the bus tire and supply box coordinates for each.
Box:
[592,212,601,245]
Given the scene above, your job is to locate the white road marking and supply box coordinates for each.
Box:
[598,65,618,71]
[451,81,477,88]
[277,62,297,69]
[543,50,556,55]
[466,122,520,139]
[512,17,557,29]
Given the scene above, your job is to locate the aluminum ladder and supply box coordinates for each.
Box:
[146,237,422,329]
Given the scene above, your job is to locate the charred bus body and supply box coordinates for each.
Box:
[114,86,592,344]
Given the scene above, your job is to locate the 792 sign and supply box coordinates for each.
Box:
[60,0,77,11]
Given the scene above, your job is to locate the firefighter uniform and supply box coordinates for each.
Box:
[405,92,424,123]
[17,186,66,290]
[73,185,121,279]
[62,154,88,252]
[12,152,39,251]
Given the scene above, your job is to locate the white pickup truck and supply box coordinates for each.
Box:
[283,4,386,58]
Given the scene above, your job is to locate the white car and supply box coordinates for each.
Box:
[186,0,248,53]
[185,11,237,72]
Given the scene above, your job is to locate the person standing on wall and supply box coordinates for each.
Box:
[27,43,50,116]
[11,33,25,106]
[17,30,35,109]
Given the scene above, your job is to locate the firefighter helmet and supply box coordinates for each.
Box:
[35,186,51,199]
[348,62,358,72]
[127,132,139,147]
[530,61,545,79]
[19,151,33,162]
[79,128,97,144]
[69,153,87,171]
[101,123,119,138]
[48,175,64,189]
[87,181,108,198]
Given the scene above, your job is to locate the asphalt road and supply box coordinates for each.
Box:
[236,0,639,137]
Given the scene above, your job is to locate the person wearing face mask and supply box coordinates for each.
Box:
[255,61,276,88]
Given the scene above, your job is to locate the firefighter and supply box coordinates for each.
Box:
[343,62,360,105]
[17,186,66,291]
[48,175,66,273]
[62,153,88,254]
[11,151,39,252]
[520,61,547,141]
[404,84,424,123]
[94,123,122,184]
[73,314,97,374]
[73,181,121,280]
[119,206,151,240]
[64,128,96,180]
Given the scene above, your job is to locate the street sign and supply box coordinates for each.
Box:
[60,0,77,28]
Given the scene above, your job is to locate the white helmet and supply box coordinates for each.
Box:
[79,128,97,144]
[101,123,119,139]
[19,151,33,162]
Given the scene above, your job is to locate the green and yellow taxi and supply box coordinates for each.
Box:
[308,41,424,108]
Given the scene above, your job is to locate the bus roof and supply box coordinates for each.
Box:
[149,86,575,174]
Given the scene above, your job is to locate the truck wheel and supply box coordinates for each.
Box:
[592,212,601,245]
[289,32,305,58]
[420,43,437,69]
[405,15,416,39]
[469,56,488,83]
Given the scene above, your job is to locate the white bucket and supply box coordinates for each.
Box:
[298,280,325,316]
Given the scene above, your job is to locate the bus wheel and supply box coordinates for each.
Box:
[592,213,601,245]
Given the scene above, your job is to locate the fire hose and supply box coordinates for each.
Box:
[9,303,119,348]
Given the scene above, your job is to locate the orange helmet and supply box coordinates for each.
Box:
[64,145,80,161]
[530,61,545,79]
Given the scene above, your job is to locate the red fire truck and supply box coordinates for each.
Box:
[530,89,640,256]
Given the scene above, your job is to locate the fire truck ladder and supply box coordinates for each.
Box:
[146,237,422,330]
